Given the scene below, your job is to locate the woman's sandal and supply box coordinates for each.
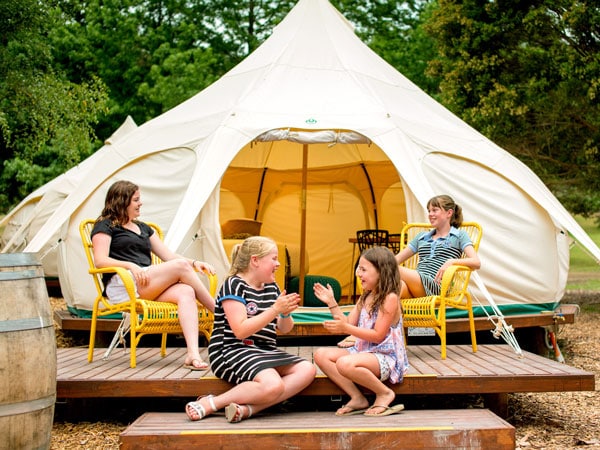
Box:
[185,394,217,421]
[225,402,253,423]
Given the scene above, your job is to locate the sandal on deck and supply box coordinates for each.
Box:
[364,403,404,417]
[225,403,253,423]
[335,404,367,416]
[186,394,217,421]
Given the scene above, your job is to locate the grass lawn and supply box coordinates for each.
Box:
[567,215,600,290]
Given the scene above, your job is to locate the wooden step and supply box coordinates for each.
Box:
[120,409,515,449]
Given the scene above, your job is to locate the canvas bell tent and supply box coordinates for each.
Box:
[1,117,137,278]
[19,0,600,317]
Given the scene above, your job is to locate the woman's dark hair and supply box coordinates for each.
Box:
[97,180,139,226]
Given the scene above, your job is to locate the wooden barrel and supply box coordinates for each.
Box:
[0,253,56,450]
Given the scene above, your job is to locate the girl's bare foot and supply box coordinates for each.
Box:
[183,357,209,370]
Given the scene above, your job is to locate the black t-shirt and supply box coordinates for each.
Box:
[91,219,155,286]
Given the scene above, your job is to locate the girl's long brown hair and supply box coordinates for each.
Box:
[357,246,401,316]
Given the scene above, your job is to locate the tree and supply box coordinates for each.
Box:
[51,0,298,136]
[425,0,600,215]
[0,0,108,211]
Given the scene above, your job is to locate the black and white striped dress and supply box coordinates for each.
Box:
[208,275,306,384]
[408,227,473,296]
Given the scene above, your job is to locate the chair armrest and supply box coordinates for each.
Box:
[198,269,218,297]
[439,264,472,294]
[438,265,474,311]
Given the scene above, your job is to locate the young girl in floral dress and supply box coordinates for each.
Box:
[313,246,409,416]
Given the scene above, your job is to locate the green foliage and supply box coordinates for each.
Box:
[0,0,108,212]
[570,217,600,271]
[51,0,297,135]
[425,0,600,216]
[137,46,221,112]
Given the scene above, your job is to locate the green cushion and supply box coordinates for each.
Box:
[288,275,341,307]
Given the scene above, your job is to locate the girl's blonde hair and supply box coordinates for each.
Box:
[229,236,277,276]
[357,246,401,316]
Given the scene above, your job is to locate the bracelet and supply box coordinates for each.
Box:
[328,304,337,309]
[279,313,291,318]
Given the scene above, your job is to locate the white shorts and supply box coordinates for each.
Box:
[105,269,144,303]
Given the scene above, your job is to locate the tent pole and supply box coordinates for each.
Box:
[360,163,378,228]
[254,167,268,221]
[299,143,308,304]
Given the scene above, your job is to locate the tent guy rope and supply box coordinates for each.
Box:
[471,272,523,357]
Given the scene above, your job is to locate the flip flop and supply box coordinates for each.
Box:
[335,404,367,416]
[364,404,405,417]
[183,358,209,371]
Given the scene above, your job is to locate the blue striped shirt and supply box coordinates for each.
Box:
[408,227,472,296]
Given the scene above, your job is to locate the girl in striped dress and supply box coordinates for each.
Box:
[395,195,481,299]
[185,236,316,423]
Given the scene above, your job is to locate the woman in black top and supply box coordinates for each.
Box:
[91,180,216,370]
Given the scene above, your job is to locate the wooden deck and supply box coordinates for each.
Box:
[57,345,594,409]
[55,304,590,449]
[58,343,592,448]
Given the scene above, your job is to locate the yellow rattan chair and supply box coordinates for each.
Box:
[400,222,482,359]
[80,219,216,368]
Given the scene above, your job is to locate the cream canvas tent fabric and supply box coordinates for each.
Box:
[1,116,137,277]
[20,0,600,315]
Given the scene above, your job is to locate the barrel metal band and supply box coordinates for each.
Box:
[0,269,44,281]
[0,394,56,417]
[0,316,52,332]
